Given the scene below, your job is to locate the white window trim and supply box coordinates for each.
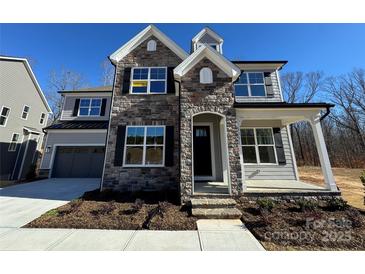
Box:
[197,42,221,53]
[0,105,11,127]
[21,105,30,120]
[129,67,167,95]
[147,40,157,51]
[78,98,102,117]
[8,133,20,152]
[123,125,166,167]
[199,67,213,84]
[40,112,46,125]
[241,127,278,165]
[235,72,267,97]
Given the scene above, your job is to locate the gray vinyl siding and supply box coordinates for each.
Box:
[234,69,283,102]
[0,59,49,179]
[40,130,107,169]
[60,94,111,121]
[241,120,296,180]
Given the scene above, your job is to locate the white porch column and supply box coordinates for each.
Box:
[310,114,338,191]
[236,117,246,192]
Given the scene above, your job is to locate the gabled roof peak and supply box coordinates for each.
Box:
[109,24,189,63]
[192,27,224,43]
[174,44,240,81]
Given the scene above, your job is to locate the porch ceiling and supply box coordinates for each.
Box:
[235,105,331,125]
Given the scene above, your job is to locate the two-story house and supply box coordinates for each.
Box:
[0,56,52,181]
[39,86,112,178]
[40,25,339,203]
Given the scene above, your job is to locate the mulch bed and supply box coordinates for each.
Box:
[237,197,365,251]
[24,189,197,230]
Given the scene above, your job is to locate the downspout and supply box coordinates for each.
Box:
[100,57,117,192]
[320,106,332,121]
[175,79,182,201]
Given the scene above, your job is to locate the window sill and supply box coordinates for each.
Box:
[122,165,165,168]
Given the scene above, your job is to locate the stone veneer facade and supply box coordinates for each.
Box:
[102,37,243,202]
[179,58,243,202]
[102,36,182,192]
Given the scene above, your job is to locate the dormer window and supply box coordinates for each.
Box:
[147,40,157,51]
[200,67,213,84]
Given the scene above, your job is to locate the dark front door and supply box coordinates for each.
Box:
[193,126,212,178]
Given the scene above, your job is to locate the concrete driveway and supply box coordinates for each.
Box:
[0,178,100,228]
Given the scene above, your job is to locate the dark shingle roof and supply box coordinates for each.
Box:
[58,85,113,94]
[44,121,109,130]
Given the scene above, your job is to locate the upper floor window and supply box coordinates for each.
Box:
[147,40,157,51]
[124,125,165,167]
[130,67,167,94]
[8,133,20,152]
[40,113,46,125]
[0,106,10,127]
[234,72,266,97]
[21,105,30,120]
[200,67,213,84]
[78,98,102,116]
[241,128,277,164]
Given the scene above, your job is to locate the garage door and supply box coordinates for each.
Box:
[52,146,105,178]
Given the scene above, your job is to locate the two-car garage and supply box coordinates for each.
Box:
[51,146,105,178]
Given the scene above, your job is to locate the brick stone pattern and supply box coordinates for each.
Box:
[180,58,243,202]
[102,36,182,192]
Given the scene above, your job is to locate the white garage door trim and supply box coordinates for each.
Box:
[49,143,105,178]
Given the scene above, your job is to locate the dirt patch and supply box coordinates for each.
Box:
[25,189,197,230]
[298,166,365,210]
[237,198,365,251]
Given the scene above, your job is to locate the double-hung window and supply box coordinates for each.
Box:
[21,105,30,120]
[0,106,10,126]
[130,67,167,94]
[8,133,20,152]
[234,72,266,97]
[241,128,277,164]
[40,113,46,124]
[78,98,102,116]
[124,126,165,166]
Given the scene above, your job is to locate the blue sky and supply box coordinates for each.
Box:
[1,23,364,93]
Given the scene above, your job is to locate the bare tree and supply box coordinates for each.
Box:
[46,67,88,122]
[100,59,114,86]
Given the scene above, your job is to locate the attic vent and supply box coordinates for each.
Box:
[147,40,157,51]
[200,67,213,84]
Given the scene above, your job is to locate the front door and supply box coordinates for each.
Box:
[193,125,213,179]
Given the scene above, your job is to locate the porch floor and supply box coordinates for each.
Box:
[194,181,229,195]
[245,180,331,193]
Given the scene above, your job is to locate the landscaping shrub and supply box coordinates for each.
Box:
[257,198,275,212]
[295,198,319,212]
[326,197,348,211]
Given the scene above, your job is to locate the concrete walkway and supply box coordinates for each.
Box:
[0,220,264,251]
[0,178,100,228]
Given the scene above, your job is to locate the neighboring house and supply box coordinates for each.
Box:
[40,25,339,203]
[0,56,52,180]
[39,86,112,178]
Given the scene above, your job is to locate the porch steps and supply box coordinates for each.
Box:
[190,198,242,219]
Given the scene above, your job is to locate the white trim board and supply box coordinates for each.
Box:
[174,45,241,81]
[109,25,188,63]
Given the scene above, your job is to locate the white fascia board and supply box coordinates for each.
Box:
[109,25,189,63]
[192,27,224,43]
[0,56,52,114]
[174,45,241,81]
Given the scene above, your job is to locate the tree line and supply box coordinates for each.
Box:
[281,69,365,168]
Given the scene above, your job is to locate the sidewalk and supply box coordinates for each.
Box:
[0,220,264,251]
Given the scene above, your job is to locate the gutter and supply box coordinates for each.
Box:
[175,79,182,198]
